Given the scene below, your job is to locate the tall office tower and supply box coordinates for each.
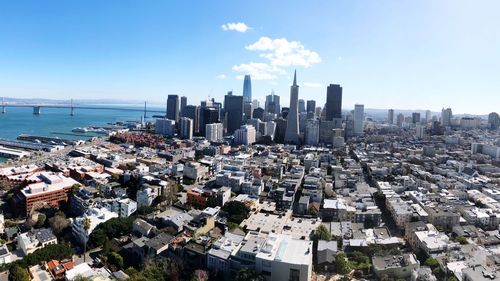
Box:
[183,105,200,135]
[415,125,425,139]
[441,108,453,127]
[326,84,343,120]
[284,71,300,144]
[305,119,320,146]
[167,95,180,123]
[224,93,244,135]
[353,104,364,136]
[180,96,187,117]
[265,121,276,139]
[425,110,431,123]
[298,99,306,113]
[265,92,280,114]
[243,102,253,121]
[306,100,316,115]
[200,107,219,136]
[488,112,500,130]
[274,118,287,143]
[412,112,421,124]
[315,107,322,119]
[319,120,334,144]
[205,123,224,142]
[344,114,355,138]
[234,125,256,145]
[397,113,405,127]
[299,112,308,134]
[243,75,252,103]
[388,109,394,124]
[179,117,193,140]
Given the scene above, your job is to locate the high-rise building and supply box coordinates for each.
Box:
[305,119,320,146]
[416,125,425,139]
[155,119,176,137]
[200,107,220,136]
[253,108,264,120]
[206,123,224,142]
[183,105,200,135]
[306,100,316,114]
[274,118,287,144]
[412,112,421,124]
[326,84,343,120]
[425,110,431,123]
[180,96,187,117]
[284,71,300,144]
[488,112,500,130]
[353,104,364,136]
[243,75,252,103]
[234,125,256,145]
[397,113,405,127]
[224,93,243,135]
[298,99,306,113]
[167,95,180,123]
[179,117,193,140]
[265,92,280,114]
[252,99,260,110]
[441,108,453,127]
[388,109,394,124]
[243,102,253,121]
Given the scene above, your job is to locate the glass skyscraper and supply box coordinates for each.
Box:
[243,75,252,103]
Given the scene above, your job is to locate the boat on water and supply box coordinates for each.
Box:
[72,127,89,133]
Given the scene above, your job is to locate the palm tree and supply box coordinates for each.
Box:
[82,216,91,263]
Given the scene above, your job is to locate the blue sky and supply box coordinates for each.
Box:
[0,1,499,114]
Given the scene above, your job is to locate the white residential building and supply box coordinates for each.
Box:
[72,207,119,245]
[234,125,256,145]
[137,187,158,207]
[206,123,224,142]
[17,228,57,256]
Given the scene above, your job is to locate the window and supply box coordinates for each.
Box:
[289,269,300,281]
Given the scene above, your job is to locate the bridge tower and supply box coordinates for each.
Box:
[144,101,147,119]
[1,97,5,114]
[33,106,41,115]
[70,99,74,116]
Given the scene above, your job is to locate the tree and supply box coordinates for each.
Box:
[73,276,93,281]
[448,277,459,281]
[424,257,439,269]
[314,224,332,241]
[35,213,46,228]
[335,252,351,275]
[136,206,155,216]
[82,216,91,263]
[455,236,468,245]
[235,268,265,281]
[49,214,69,235]
[206,197,219,208]
[10,265,30,281]
[221,201,250,224]
[108,251,124,269]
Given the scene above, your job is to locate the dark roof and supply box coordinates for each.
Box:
[144,232,173,251]
[35,228,57,243]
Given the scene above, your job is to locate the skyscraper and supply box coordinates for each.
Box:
[224,93,243,135]
[179,117,193,140]
[284,71,300,144]
[488,112,499,130]
[180,96,187,117]
[243,75,252,103]
[441,108,452,127]
[412,112,421,124]
[167,95,180,123]
[183,105,200,135]
[306,100,316,114]
[326,84,342,120]
[388,109,394,124]
[305,119,320,146]
[206,123,224,142]
[298,99,306,113]
[354,104,364,136]
[265,92,280,114]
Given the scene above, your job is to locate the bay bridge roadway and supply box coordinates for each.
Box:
[0,103,165,116]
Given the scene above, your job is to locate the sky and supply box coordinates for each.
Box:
[0,0,499,114]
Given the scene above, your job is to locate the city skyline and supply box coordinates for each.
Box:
[1,1,499,114]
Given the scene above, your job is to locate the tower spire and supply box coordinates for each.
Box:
[293,69,297,86]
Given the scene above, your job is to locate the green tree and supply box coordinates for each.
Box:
[455,236,468,245]
[82,216,91,263]
[235,268,265,281]
[448,277,459,281]
[35,213,46,228]
[10,265,30,281]
[73,276,93,281]
[221,201,250,224]
[136,206,155,216]
[314,224,332,241]
[108,251,124,269]
[335,252,351,275]
[424,257,439,269]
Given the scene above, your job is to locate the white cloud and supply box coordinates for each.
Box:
[232,62,284,81]
[221,22,251,33]
[216,74,226,79]
[246,37,322,67]
[232,37,321,80]
[303,82,323,88]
